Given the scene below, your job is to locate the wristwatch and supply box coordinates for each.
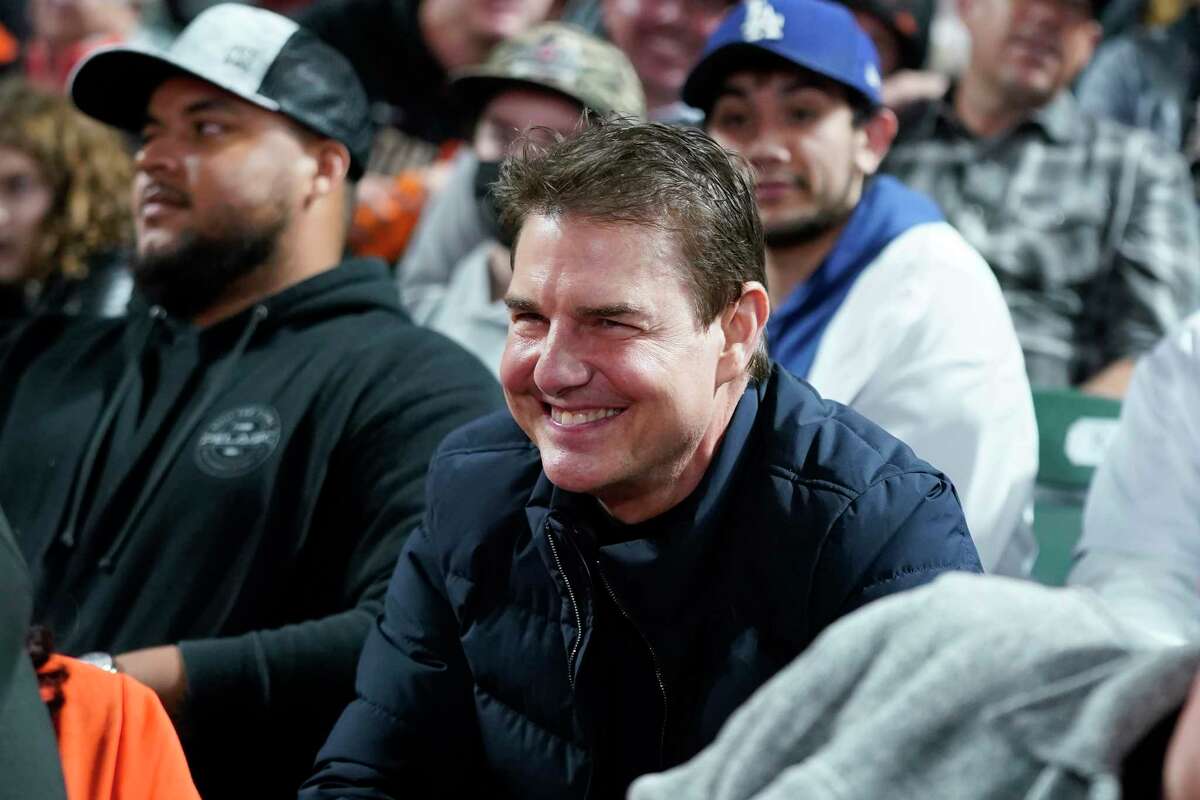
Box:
[78,651,119,674]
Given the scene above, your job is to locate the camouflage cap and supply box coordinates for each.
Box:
[452,22,646,121]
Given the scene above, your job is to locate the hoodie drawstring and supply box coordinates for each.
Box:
[54,306,165,551]
[97,304,269,571]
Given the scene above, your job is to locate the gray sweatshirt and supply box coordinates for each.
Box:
[629,574,1200,800]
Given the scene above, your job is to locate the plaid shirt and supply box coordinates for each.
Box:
[884,90,1200,387]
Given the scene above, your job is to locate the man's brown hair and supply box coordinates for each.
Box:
[493,116,771,381]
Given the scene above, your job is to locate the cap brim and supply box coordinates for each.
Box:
[69,44,279,134]
[683,42,802,111]
[452,73,595,118]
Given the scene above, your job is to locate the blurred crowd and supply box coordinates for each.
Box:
[2,0,1200,797]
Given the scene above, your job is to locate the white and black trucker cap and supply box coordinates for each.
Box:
[69,3,373,179]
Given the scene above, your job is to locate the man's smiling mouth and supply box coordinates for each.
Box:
[547,406,625,426]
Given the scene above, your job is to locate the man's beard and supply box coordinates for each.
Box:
[762,170,860,249]
[763,207,854,249]
[133,209,288,321]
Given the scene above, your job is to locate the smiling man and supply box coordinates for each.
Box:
[0,5,501,797]
[883,0,1200,395]
[302,119,981,800]
[683,0,1036,574]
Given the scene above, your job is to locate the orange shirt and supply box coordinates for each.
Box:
[38,654,200,800]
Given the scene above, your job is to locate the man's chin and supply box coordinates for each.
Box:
[763,214,842,249]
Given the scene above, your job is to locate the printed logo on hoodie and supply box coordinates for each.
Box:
[196,405,282,478]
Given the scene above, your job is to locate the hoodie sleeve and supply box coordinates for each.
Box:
[177,334,502,791]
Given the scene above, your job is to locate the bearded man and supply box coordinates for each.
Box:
[0,5,501,797]
[686,0,1037,575]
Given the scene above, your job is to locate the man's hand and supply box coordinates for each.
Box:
[115,644,188,719]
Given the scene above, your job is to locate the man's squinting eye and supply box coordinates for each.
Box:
[596,318,638,334]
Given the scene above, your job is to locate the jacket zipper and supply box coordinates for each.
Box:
[545,521,583,691]
[591,558,670,767]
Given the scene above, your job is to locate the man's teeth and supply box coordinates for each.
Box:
[551,407,623,426]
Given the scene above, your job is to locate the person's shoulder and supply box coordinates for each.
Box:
[759,367,945,495]
[1,313,126,366]
[1083,108,1186,168]
[881,221,1008,304]
[421,411,543,537]
[427,410,540,485]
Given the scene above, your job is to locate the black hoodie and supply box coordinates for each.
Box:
[0,258,502,797]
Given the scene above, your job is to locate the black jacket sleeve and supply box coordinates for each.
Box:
[808,468,983,638]
[299,522,486,798]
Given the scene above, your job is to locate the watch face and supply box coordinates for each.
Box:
[78,651,117,673]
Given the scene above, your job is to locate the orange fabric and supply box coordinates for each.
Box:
[37,654,200,800]
[350,170,430,261]
[0,23,18,66]
[349,140,464,262]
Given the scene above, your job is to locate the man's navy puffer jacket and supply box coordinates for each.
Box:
[302,365,983,799]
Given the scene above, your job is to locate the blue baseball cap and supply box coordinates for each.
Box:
[683,0,883,113]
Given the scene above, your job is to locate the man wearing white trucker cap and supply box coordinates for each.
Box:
[684,0,1038,576]
[0,4,501,796]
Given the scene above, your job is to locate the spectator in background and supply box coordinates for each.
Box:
[23,0,137,91]
[302,119,980,799]
[1069,312,1200,645]
[0,79,133,318]
[686,0,1035,573]
[298,0,557,145]
[835,0,956,109]
[401,23,645,376]
[600,0,736,122]
[1076,3,1200,199]
[1,5,500,797]
[397,0,734,282]
[884,0,1200,396]
[305,0,556,265]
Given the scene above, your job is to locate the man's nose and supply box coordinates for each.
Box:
[745,124,792,170]
[643,0,685,24]
[134,135,180,176]
[533,324,591,397]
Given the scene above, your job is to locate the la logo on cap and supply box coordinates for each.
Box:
[742,0,785,42]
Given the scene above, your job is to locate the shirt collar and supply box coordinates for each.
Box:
[921,83,1086,145]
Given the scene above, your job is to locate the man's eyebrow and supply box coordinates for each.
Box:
[713,82,750,101]
[576,303,644,319]
[503,296,539,313]
[182,97,242,115]
[141,97,242,129]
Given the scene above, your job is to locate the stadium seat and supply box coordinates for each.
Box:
[1030,389,1122,585]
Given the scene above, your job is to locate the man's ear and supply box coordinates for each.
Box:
[305,140,351,205]
[716,281,770,386]
[855,107,899,175]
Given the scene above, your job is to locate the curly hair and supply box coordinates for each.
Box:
[0,78,133,282]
